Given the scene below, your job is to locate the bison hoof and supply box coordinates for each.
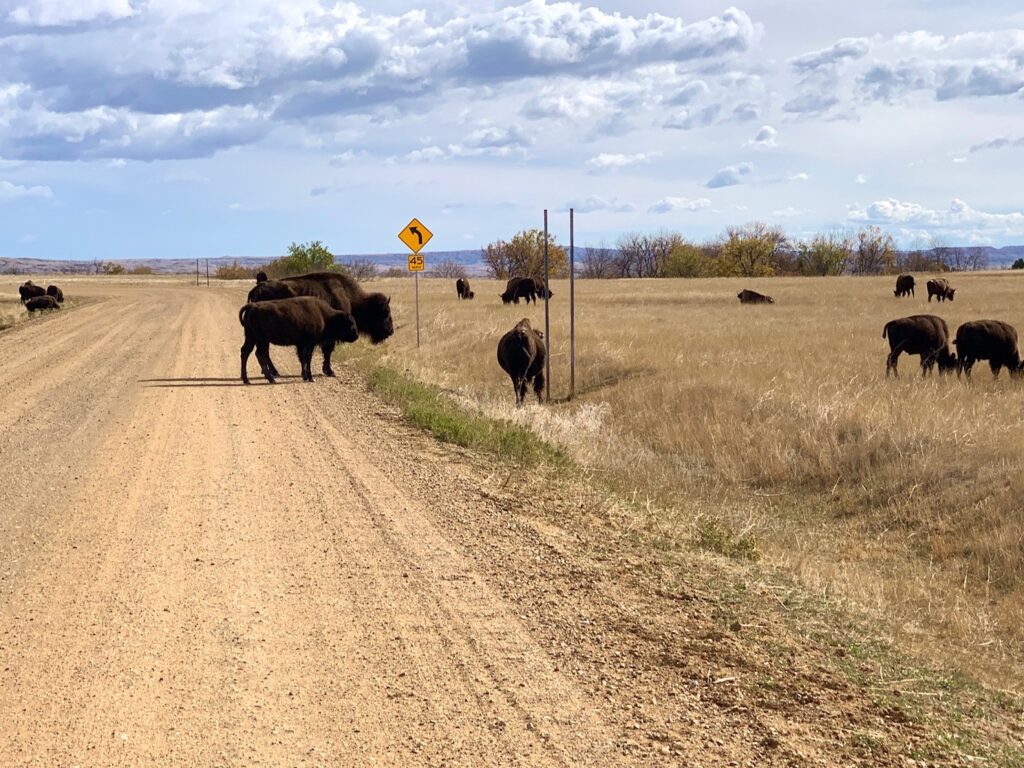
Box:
[322,368,335,377]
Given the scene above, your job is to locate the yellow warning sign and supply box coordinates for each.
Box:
[407,253,425,272]
[398,217,433,254]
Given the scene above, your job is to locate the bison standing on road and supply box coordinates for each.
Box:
[19,281,46,304]
[497,318,546,406]
[239,297,358,384]
[882,315,956,377]
[247,272,393,379]
[25,295,60,313]
[927,278,955,302]
[456,278,474,300]
[46,285,64,303]
[894,274,915,298]
[737,289,774,304]
[954,320,1021,380]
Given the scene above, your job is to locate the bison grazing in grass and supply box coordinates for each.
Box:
[25,295,60,313]
[737,289,774,304]
[954,320,1021,380]
[882,315,956,377]
[500,277,552,305]
[497,318,546,406]
[894,274,915,298]
[239,297,358,384]
[19,281,46,304]
[927,278,955,302]
[456,278,474,300]
[247,272,393,378]
[46,285,64,303]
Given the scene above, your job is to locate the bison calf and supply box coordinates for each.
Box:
[927,278,955,302]
[497,318,546,406]
[25,295,60,313]
[456,277,474,300]
[239,297,358,384]
[737,289,774,304]
[954,320,1021,380]
[894,274,915,298]
[882,315,955,377]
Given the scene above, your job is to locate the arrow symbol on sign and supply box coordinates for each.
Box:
[409,226,423,245]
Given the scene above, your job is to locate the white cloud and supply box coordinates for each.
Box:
[7,0,134,26]
[849,197,1024,238]
[585,152,657,170]
[403,123,532,162]
[772,206,803,217]
[0,180,53,200]
[790,37,871,72]
[789,172,809,182]
[746,125,777,148]
[564,195,635,213]
[854,174,868,184]
[706,162,753,188]
[648,196,711,214]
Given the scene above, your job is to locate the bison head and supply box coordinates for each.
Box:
[467,290,475,299]
[948,288,956,301]
[255,271,268,284]
[329,311,360,343]
[937,348,957,374]
[358,292,394,344]
[500,292,512,304]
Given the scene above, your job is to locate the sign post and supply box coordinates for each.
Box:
[543,209,550,402]
[398,217,433,349]
[569,207,575,400]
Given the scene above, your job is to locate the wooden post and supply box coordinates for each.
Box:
[206,259,210,286]
[196,259,199,286]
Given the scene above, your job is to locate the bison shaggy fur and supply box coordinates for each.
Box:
[456,277,474,300]
[497,318,546,406]
[737,288,774,304]
[239,297,358,384]
[500,276,552,305]
[954,320,1022,380]
[894,274,915,298]
[46,284,64,303]
[25,295,60,312]
[19,281,46,304]
[882,314,956,377]
[927,278,955,302]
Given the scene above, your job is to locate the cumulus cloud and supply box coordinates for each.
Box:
[849,197,1024,237]
[403,124,532,162]
[7,0,135,27]
[585,152,657,170]
[664,104,721,130]
[706,162,753,188]
[790,38,871,72]
[746,124,777,147]
[969,136,1024,153]
[648,196,711,213]
[563,195,635,213]
[0,180,53,200]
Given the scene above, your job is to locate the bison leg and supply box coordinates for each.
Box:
[256,342,275,383]
[886,351,899,378]
[240,339,255,385]
[533,371,545,404]
[990,361,1002,379]
[320,340,336,377]
[297,344,316,382]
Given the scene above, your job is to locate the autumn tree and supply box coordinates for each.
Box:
[263,240,340,279]
[796,232,853,276]
[429,259,468,279]
[718,222,789,277]
[482,229,567,280]
[850,227,896,275]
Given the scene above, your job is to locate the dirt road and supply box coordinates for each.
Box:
[0,279,1011,766]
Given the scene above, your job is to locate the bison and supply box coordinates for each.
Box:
[894,274,915,298]
[239,297,358,384]
[247,272,393,378]
[882,315,956,377]
[255,271,269,284]
[46,284,64,303]
[25,295,60,313]
[737,289,774,304]
[456,277,474,300]
[500,277,552,305]
[927,278,955,302]
[497,318,546,406]
[953,320,1021,380]
[19,281,46,304]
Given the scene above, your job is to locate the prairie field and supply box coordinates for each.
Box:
[369,270,1024,686]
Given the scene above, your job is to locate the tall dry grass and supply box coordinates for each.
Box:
[371,272,1024,686]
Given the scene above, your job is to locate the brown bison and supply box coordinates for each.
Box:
[248,272,393,378]
[894,274,915,298]
[500,277,552,305]
[456,277,474,300]
[954,320,1021,379]
[46,285,64,303]
[239,297,358,384]
[497,318,546,406]
[882,315,956,377]
[255,271,269,284]
[737,289,774,304]
[19,281,46,303]
[926,278,955,302]
[25,295,60,313]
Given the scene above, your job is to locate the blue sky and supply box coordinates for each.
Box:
[1,0,1023,261]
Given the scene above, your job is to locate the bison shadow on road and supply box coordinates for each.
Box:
[139,376,305,388]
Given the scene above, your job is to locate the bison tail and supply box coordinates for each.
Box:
[882,324,888,339]
[238,303,251,327]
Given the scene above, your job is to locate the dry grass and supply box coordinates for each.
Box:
[370,271,1024,688]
